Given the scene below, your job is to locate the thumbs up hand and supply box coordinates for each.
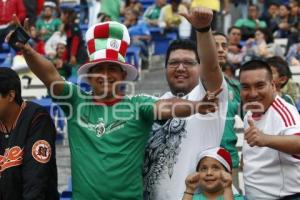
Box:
[179,7,213,30]
[244,117,269,147]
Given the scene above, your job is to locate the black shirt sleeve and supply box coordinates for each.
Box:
[22,112,59,200]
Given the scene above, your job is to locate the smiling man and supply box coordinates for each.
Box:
[143,8,228,200]
[240,60,300,200]
[9,8,223,200]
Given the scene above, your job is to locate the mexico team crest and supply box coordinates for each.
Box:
[96,122,106,137]
[109,39,119,50]
[32,140,51,163]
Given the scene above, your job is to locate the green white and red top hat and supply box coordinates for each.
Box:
[77,21,138,82]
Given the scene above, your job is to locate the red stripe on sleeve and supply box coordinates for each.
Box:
[274,100,292,126]
[277,99,296,125]
[272,102,289,127]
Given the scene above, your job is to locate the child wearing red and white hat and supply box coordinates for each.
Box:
[183,147,244,200]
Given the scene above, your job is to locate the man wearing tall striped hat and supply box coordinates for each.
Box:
[7,7,223,199]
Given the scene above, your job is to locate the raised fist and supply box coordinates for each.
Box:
[180,7,213,30]
[220,170,232,188]
[185,172,200,192]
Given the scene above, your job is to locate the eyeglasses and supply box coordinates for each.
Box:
[167,60,198,69]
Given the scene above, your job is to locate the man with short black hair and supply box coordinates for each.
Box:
[0,67,59,200]
[240,60,300,200]
[213,31,242,193]
[143,8,228,200]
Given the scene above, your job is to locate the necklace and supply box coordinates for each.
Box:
[0,102,26,134]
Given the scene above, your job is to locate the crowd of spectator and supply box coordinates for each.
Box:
[2,0,300,86]
[1,0,300,199]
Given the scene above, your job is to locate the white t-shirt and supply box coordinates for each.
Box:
[143,79,228,200]
[243,95,300,200]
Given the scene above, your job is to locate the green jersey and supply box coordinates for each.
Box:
[36,18,62,41]
[143,5,161,20]
[221,78,241,168]
[282,93,295,106]
[55,83,157,199]
[235,18,266,29]
[101,0,122,22]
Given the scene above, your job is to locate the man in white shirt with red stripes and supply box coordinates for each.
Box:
[240,60,300,200]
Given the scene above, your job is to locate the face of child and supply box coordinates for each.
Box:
[30,26,37,38]
[197,157,225,193]
[44,7,53,18]
[271,66,286,91]
[57,43,66,57]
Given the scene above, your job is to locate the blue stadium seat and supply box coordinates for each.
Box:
[0,43,16,67]
[149,27,177,55]
[79,24,88,39]
[60,176,72,200]
[140,0,155,11]
[60,2,79,10]
[126,46,142,69]
[0,53,9,66]
[2,43,10,51]
[60,191,72,200]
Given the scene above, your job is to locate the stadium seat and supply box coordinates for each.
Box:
[79,24,88,39]
[148,26,178,55]
[60,176,72,200]
[0,53,9,66]
[60,191,72,200]
[126,46,142,70]
[152,33,175,55]
[140,0,155,12]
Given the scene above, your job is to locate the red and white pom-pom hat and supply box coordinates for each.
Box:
[77,21,138,82]
[196,147,233,172]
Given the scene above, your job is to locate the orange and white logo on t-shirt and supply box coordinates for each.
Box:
[32,140,51,164]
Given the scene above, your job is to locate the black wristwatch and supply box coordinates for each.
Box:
[195,25,211,33]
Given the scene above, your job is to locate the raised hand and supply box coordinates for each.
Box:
[244,117,269,147]
[198,88,223,114]
[179,7,213,30]
[220,170,232,189]
[5,15,32,53]
[185,172,200,193]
